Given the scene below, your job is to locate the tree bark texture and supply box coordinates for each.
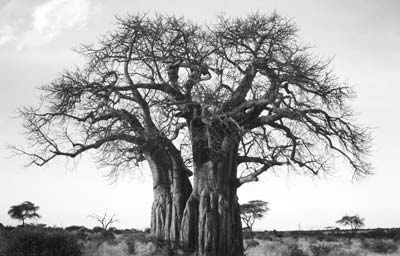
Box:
[146,144,192,242]
[180,122,244,256]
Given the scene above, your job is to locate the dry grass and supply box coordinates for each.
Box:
[82,235,400,256]
[244,237,400,256]
[3,226,399,256]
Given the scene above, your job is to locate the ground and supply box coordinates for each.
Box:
[1,225,400,255]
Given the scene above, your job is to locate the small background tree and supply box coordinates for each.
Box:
[240,200,269,240]
[336,215,365,241]
[89,213,118,230]
[8,201,40,226]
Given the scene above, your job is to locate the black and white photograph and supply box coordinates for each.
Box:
[0,0,399,255]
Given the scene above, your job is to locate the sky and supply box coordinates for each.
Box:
[1,0,400,231]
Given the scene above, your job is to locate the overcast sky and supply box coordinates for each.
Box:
[1,0,400,231]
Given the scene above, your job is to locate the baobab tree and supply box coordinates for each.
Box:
[15,13,371,256]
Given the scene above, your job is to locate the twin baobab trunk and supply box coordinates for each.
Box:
[180,161,243,256]
[180,123,244,256]
[145,143,192,242]
[146,124,244,255]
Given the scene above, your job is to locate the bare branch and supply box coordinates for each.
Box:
[89,213,119,230]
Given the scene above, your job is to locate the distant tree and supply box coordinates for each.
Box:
[336,214,364,240]
[8,201,41,226]
[337,215,365,231]
[240,200,269,240]
[89,213,118,230]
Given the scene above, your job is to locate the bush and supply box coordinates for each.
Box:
[3,226,14,231]
[126,238,136,254]
[255,232,273,240]
[285,244,308,256]
[246,240,259,248]
[393,232,400,242]
[310,244,334,256]
[364,228,386,239]
[101,229,115,240]
[242,231,252,240]
[75,230,88,240]
[65,225,86,232]
[126,232,151,244]
[362,239,398,254]
[0,226,83,256]
[92,226,103,232]
[109,227,124,234]
[329,249,366,256]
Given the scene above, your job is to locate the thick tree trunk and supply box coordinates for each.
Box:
[145,144,192,243]
[181,125,243,256]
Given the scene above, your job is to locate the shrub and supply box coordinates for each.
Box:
[329,249,366,256]
[109,227,123,234]
[285,244,308,256]
[102,229,115,240]
[362,239,398,254]
[242,231,252,240]
[126,238,136,254]
[392,231,400,242]
[65,225,86,232]
[0,226,83,256]
[75,230,88,240]
[324,235,339,242]
[92,226,103,232]
[246,240,259,248]
[125,231,150,246]
[3,226,14,231]
[255,231,272,240]
[364,228,386,239]
[310,244,334,256]
[272,229,284,240]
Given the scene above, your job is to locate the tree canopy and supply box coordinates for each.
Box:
[8,201,41,226]
[240,200,269,239]
[336,215,365,230]
[16,12,370,181]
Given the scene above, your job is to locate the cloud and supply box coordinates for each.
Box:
[0,0,98,50]
[17,0,93,49]
[0,25,15,45]
[0,0,12,10]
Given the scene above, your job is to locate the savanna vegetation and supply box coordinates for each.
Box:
[2,224,400,256]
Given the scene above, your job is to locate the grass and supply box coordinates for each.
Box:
[244,235,400,256]
[2,226,400,255]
